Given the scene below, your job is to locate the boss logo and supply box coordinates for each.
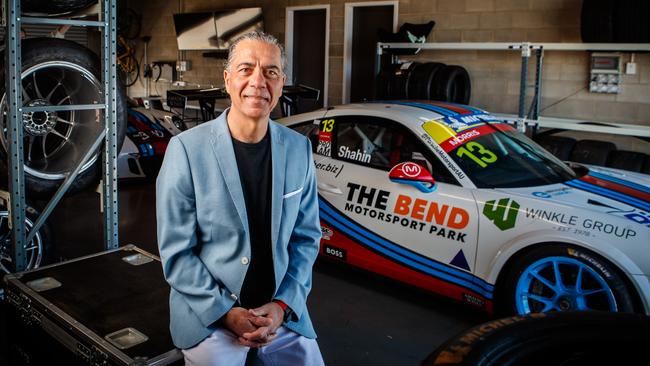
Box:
[324,245,347,261]
[462,293,486,308]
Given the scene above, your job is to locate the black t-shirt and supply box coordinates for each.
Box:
[232,130,275,308]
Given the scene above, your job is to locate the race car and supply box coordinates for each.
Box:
[118,106,182,180]
[279,101,650,315]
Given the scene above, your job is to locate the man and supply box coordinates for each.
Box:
[156,32,324,365]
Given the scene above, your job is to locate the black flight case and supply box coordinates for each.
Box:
[3,245,182,365]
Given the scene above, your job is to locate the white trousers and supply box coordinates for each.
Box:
[182,326,325,366]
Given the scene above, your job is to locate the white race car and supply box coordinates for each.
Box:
[280,101,650,315]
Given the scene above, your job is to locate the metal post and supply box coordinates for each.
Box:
[532,47,544,130]
[6,0,27,271]
[517,42,531,133]
[102,0,119,249]
[374,43,382,100]
[144,37,150,97]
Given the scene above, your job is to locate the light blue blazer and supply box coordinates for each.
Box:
[156,109,321,349]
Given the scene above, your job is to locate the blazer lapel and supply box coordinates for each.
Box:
[210,112,249,232]
[270,122,286,249]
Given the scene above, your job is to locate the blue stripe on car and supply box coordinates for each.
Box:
[319,197,494,298]
[589,171,650,195]
[564,179,650,212]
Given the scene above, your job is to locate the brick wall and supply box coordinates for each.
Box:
[128,0,650,126]
[128,0,286,100]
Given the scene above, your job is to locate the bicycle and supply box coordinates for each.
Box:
[117,35,139,87]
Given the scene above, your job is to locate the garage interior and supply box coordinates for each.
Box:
[1,0,649,365]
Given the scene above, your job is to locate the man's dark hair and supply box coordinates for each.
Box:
[224,31,286,74]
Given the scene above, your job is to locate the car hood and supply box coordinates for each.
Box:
[499,164,650,227]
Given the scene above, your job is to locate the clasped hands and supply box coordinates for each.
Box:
[222,302,284,348]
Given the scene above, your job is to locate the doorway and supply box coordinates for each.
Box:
[286,5,330,110]
[343,1,398,103]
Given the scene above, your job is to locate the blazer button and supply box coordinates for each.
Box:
[230,293,238,301]
[241,256,249,265]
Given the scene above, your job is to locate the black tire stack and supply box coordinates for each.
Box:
[376,61,471,104]
[581,0,650,43]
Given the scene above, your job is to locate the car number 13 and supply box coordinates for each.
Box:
[456,141,498,168]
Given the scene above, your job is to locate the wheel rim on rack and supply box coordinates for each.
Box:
[1,61,104,181]
[0,211,44,273]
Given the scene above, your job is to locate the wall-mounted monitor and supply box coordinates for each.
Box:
[173,8,263,51]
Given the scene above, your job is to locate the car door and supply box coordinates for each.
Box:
[312,113,485,305]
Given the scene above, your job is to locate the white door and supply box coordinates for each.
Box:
[315,113,487,303]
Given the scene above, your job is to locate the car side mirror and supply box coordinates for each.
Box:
[388,162,437,193]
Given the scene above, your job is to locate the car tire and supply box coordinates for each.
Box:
[613,0,650,43]
[533,135,576,161]
[606,150,645,172]
[406,62,445,100]
[431,65,471,104]
[569,139,616,166]
[0,199,52,274]
[0,37,127,197]
[22,0,97,15]
[497,244,637,315]
[390,62,419,100]
[422,311,650,366]
[376,64,398,100]
[581,0,615,42]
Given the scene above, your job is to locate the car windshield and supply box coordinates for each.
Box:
[447,124,576,188]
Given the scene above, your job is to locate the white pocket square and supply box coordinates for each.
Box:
[283,187,303,199]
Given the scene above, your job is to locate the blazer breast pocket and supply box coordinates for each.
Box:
[282,187,303,199]
[282,186,303,219]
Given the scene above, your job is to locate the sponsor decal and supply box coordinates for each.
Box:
[316,140,331,156]
[587,199,650,228]
[448,129,480,148]
[567,248,612,278]
[525,207,637,239]
[323,244,347,261]
[316,118,334,156]
[319,196,496,299]
[532,187,572,199]
[453,313,546,346]
[338,145,371,164]
[483,198,520,231]
[612,209,650,228]
[344,182,468,242]
[321,226,333,240]
[314,161,344,178]
[401,162,422,178]
[462,293,486,308]
[433,314,547,362]
[420,132,466,180]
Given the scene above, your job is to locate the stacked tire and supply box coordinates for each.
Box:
[581,0,650,43]
[376,61,471,104]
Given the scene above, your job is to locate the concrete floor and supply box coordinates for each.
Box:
[2,180,489,365]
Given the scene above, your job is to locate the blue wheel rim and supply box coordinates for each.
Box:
[515,256,617,314]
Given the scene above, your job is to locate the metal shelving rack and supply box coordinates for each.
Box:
[377,42,650,137]
[4,0,118,272]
